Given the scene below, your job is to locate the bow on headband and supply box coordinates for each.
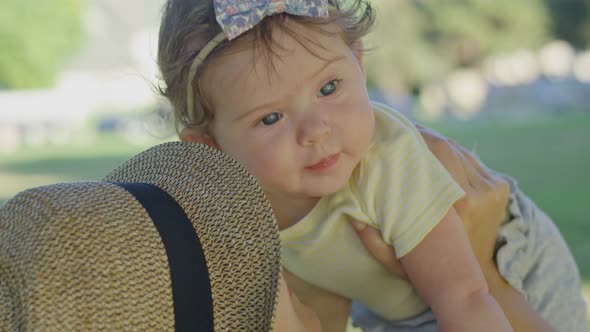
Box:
[186,0,329,121]
[214,0,330,40]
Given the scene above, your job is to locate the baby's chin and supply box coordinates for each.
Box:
[302,178,352,198]
[268,182,348,200]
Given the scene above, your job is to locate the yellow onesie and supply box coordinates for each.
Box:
[280,102,465,320]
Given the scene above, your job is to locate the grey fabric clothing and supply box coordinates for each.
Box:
[350,177,587,332]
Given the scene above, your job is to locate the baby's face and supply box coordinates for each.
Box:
[203,21,374,205]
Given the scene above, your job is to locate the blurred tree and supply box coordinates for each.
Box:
[543,0,590,48]
[0,0,84,89]
[364,0,551,94]
[364,0,444,94]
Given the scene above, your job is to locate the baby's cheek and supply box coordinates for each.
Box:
[245,152,283,183]
[348,106,374,143]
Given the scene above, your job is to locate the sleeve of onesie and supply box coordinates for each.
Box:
[362,104,465,258]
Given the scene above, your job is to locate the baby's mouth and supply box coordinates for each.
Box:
[304,153,340,171]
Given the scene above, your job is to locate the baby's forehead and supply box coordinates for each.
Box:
[207,32,347,86]
[199,22,353,113]
[205,48,343,112]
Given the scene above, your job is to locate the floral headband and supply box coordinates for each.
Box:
[186,0,330,121]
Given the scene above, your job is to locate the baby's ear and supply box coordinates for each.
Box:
[180,128,220,149]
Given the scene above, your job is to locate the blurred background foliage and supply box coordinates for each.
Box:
[0,0,589,322]
[0,0,84,89]
[545,0,590,48]
[2,0,589,92]
[364,0,590,93]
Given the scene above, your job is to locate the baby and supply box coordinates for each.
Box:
[157,0,586,331]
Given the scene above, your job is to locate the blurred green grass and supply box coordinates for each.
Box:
[0,134,166,202]
[1,114,589,320]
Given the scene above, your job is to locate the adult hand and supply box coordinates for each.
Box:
[416,124,510,279]
[352,126,554,331]
[351,124,510,283]
[282,268,351,332]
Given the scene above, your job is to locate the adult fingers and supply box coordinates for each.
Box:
[442,139,493,193]
[451,141,494,183]
[420,129,471,191]
[349,219,408,281]
[458,148,492,192]
[452,141,510,204]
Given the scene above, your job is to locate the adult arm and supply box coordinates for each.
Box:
[282,269,351,332]
[284,126,555,332]
[354,125,554,331]
[421,126,554,331]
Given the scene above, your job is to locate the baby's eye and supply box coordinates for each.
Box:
[319,80,339,97]
[261,112,282,126]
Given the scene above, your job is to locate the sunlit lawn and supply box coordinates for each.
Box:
[1,113,589,322]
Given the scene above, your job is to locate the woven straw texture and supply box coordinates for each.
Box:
[0,142,281,331]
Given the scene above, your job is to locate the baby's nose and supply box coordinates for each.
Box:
[297,113,332,146]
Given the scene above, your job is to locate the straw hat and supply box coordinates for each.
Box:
[0,142,281,331]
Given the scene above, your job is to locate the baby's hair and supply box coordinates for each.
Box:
[157,0,375,134]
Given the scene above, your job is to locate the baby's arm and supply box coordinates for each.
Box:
[400,206,513,332]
